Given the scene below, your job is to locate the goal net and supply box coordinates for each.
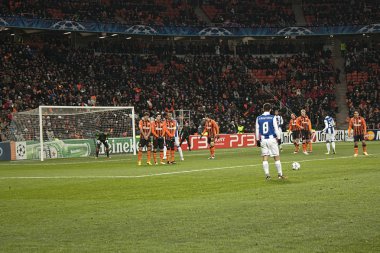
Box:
[9,106,136,161]
[173,109,192,132]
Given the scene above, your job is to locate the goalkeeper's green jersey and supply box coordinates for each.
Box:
[96,132,108,142]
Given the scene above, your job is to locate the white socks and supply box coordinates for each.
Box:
[177,146,183,160]
[275,160,282,176]
[263,161,269,175]
[326,142,336,153]
[163,146,167,159]
[164,145,184,160]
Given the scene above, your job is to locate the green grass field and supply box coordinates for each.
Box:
[1,142,380,253]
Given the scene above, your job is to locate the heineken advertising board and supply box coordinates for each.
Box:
[22,137,138,160]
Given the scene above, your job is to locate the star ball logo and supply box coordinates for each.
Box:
[15,142,27,159]
[366,131,375,141]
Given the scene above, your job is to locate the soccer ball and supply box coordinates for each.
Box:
[125,25,158,35]
[292,162,301,170]
[357,24,380,34]
[276,27,313,36]
[198,27,233,36]
[50,21,86,31]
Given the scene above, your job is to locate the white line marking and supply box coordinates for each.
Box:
[1,148,252,166]
[0,154,375,180]
[2,158,132,166]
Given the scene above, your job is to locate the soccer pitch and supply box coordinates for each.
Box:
[1,142,379,252]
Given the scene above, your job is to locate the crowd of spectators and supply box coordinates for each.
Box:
[2,0,379,28]
[2,0,296,27]
[345,40,380,129]
[88,38,305,56]
[1,35,339,141]
[0,0,204,26]
[202,0,295,27]
[303,0,380,26]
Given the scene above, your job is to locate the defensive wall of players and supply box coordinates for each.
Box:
[1,130,379,161]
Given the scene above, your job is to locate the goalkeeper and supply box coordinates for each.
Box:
[95,131,110,158]
[179,121,192,151]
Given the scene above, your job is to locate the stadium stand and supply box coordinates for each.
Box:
[0,0,204,26]
[1,34,341,140]
[3,0,379,28]
[202,0,295,27]
[345,40,380,129]
[303,0,380,26]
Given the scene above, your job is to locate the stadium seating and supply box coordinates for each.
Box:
[0,36,340,139]
[303,0,380,26]
[0,0,203,26]
[345,40,380,129]
[2,0,379,27]
[202,0,295,27]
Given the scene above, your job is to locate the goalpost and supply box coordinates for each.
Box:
[10,106,136,161]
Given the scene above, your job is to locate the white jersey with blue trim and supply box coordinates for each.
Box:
[174,119,179,138]
[256,112,281,140]
[323,116,335,134]
[274,115,284,129]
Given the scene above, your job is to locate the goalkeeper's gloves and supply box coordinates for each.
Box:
[256,140,261,147]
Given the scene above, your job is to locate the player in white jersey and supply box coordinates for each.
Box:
[174,120,184,160]
[323,114,336,154]
[274,109,284,151]
[256,103,286,180]
[163,115,184,161]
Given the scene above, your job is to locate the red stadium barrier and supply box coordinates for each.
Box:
[180,134,257,151]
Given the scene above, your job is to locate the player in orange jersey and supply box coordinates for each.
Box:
[307,130,314,153]
[296,109,312,155]
[138,112,152,166]
[348,110,368,157]
[151,113,167,165]
[164,113,177,164]
[201,115,220,159]
[288,113,301,154]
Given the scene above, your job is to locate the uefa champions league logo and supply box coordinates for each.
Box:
[50,21,86,31]
[0,18,9,26]
[16,143,26,158]
[0,18,9,30]
[198,27,233,36]
[276,27,314,36]
[125,25,158,35]
[357,24,380,33]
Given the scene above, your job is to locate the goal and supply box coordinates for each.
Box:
[173,109,192,132]
[9,106,136,161]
